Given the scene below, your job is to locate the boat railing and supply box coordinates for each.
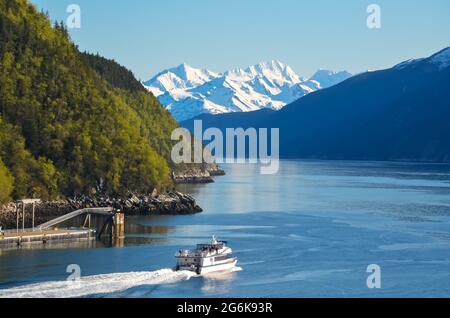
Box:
[176,249,227,258]
[176,250,208,257]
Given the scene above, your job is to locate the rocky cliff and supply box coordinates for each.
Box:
[172,163,225,184]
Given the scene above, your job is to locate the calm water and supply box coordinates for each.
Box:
[1,160,450,297]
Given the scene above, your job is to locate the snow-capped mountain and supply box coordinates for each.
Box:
[143,63,220,97]
[274,81,319,103]
[309,69,353,89]
[429,47,450,70]
[143,61,352,121]
[394,47,450,71]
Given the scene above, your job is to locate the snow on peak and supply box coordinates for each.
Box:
[429,47,450,70]
[394,58,426,70]
[169,63,220,84]
[143,63,220,96]
[394,47,450,71]
[246,60,302,84]
[309,69,353,89]
[143,61,352,121]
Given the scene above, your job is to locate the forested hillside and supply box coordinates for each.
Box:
[0,0,179,203]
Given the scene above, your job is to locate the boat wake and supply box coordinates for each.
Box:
[0,269,196,298]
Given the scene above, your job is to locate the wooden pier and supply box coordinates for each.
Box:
[0,207,124,247]
[0,228,96,247]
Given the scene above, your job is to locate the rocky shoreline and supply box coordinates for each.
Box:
[0,191,202,230]
[172,163,225,184]
[0,165,226,230]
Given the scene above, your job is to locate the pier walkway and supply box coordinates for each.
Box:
[1,228,95,246]
[0,207,124,247]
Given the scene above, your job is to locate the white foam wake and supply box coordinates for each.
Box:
[0,269,196,298]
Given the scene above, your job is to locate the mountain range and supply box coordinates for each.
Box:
[182,47,450,162]
[143,61,352,121]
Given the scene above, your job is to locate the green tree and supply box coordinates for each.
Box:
[0,158,14,204]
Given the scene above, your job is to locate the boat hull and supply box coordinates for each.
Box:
[177,259,238,275]
[198,259,238,275]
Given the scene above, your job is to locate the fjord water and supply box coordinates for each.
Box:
[1,160,450,297]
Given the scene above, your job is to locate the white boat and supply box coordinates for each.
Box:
[175,236,238,275]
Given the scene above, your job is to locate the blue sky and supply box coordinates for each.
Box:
[32,0,450,80]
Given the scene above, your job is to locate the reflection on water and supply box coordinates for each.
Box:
[123,237,169,246]
[201,268,242,295]
[125,219,174,236]
[124,220,174,246]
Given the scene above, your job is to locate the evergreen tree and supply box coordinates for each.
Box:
[0,158,13,204]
